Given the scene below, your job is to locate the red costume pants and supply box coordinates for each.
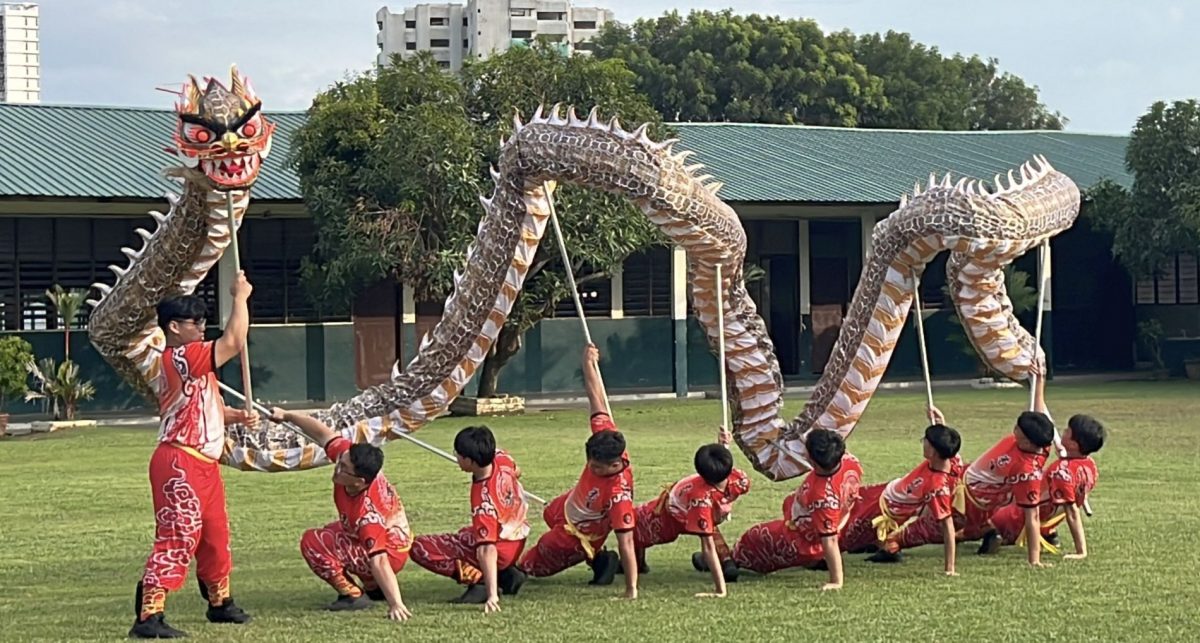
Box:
[139,444,232,618]
[632,499,734,560]
[518,493,609,578]
[989,503,1063,545]
[411,528,525,585]
[731,519,824,574]
[299,523,408,598]
[892,501,989,550]
[839,483,887,553]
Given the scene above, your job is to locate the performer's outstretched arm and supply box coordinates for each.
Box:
[270,407,335,447]
[941,516,958,576]
[477,543,500,613]
[615,530,638,599]
[216,271,252,367]
[582,344,607,417]
[820,535,843,590]
[369,552,410,622]
[695,534,727,598]
[1064,504,1088,559]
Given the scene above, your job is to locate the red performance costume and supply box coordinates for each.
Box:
[891,435,1047,549]
[634,469,752,559]
[299,437,413,598]
[412,450,530,584]
[990,455,1098,548]
[138,340,235,619]
[519,413,635,577]
[840,456,964,553]
[732,454,863,574]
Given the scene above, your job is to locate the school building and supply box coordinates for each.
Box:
[1,102,1195,413]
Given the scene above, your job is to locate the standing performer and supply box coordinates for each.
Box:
[517,345,639,599]
[130,274,256,639]
[269,408,414,622]
[411,426,531,612]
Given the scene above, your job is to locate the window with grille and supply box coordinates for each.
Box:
[622,246,672,316]
[552,266,611,318]
[1136,253,1199,305]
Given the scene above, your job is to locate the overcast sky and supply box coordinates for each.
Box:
[34,0,1199,133]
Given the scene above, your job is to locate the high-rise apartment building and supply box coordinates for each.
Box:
[376,1,613,71]
[0,2,39,103]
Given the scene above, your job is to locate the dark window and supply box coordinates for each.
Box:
[437,60,451,68]
[574,20,597,29]
[430,38,450,47]
[553,266,611,318]
[511,30,533,38]
[538,12,565,20]
[622,246,672,316]
[575,41,596,52]
[405,20,416,28]
[1136,253,1199,305]
[429,17,447,26]
[405,41,416,50]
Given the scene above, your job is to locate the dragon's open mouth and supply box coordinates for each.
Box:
[201,154,263,187]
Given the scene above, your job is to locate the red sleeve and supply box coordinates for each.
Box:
[357,520,389,557]
[725,469,752,500]
[590,412,618,434]
[683,498,716,536]
[178,340,216,377]
[324,436,351,462]
[811,504,841,537]
[927,490,953,521]
[471,481,501,545]
[607,473,636,532]
[1013,456,1044,508]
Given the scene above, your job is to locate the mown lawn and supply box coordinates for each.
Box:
[1,381,1197,641]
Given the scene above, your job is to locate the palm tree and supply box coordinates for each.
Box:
[46,285,88,361]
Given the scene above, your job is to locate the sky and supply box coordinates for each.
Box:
[30,0,1200,134]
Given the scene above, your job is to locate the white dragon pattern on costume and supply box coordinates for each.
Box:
[87,69,1080,482]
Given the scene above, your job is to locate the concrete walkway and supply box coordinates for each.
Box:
[1,371,1152,435]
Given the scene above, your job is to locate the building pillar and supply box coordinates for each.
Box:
[610,265,624,319]
[797,219,812,373]
[671,246,689,397]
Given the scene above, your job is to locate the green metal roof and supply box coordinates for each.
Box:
[0,103,307,200]
[0,103,1130,203]
[671,123,1131,203]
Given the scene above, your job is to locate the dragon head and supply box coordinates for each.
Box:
[168,65,275,190]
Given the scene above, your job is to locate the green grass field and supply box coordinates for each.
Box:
[2,381,1198,641]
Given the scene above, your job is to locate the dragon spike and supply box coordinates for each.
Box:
[636,124,654,147]
[229,64,246,97]
[135,228,153,243]
[694,174,715,184]
[548,103,566,125]
[673,150,696,165]
[683,163,705,175]
[121,247,142,261]
[912,181,922,197]
[567,106,583,126]
[939,173,952,188]
[927,173,937,189]
[607,115,623,134]
[85,299,100,308]
[630,122,649,142]
[531,104,544,122]
[149,210,168,224]
[653,137,680,153]
[707,181,724,196]
[108,265,128,278]
[993,174,1003,192]
[1039,154,1054,170]
[512,108,525,130]
[586,106,601,129]
[478,194,494,211]
[165,192,180,207]
[899,194,909,208]
[1007,169,1017,190]
[954,177,969,191]
[91,282,112,296]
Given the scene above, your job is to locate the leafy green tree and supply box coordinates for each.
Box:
[1088,100,1200,277]
[290,48,666,396]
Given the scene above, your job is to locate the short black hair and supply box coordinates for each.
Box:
[1068,414,1106,455]
[454,426,496,467]
[925,424,962,459]
[156,296,208,331]
[585,430,625,465]
[694,444,734,486]
[1016,411,1056,448]
[348,443,385,483]
[806,429,845,471]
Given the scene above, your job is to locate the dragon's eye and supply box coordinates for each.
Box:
[240,116,261,138]
[183,123,213,144]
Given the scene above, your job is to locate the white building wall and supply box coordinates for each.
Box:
[0,3,39,104]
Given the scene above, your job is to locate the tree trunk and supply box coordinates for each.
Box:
[63,328,71,363]
[476,325,523,398]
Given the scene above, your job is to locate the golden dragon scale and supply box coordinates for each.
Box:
[87,73,1080,481]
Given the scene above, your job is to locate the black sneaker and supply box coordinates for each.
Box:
[449,583,489,604]
[588,550,620,586]
[128,613,188,639]
[498,566,528,596]
[808,559,829,571]
[692,551,710,572]
[977,530,1002,555]
[365,587,386,601]
[721,559,740,584]
[615,550,651,575]
[325,594,373,611]
[1045,531,1060,548]
[206,599,252,625]
[866,549,904,564]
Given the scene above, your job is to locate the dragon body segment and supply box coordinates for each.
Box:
[89,75,1080,481]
